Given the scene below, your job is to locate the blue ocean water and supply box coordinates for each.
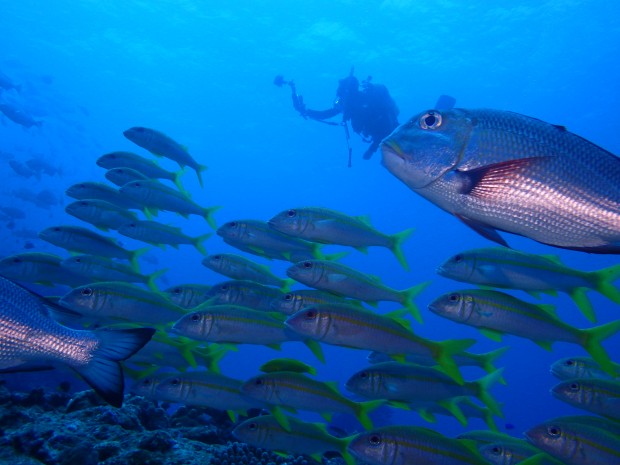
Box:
[1,0,619,447]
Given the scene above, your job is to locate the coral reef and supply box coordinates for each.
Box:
[0,382,342,465]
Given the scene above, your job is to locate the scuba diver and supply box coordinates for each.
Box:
[275,68,399,162]
[275,69,456,164]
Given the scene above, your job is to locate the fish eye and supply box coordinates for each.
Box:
[172,287,182,295]
[286,209,297,217]
[448,293,460,302]
[491,446,501,454]
[221,284,229,291]
[419,111,442,130]
[212,255,221,260]
[302,261,313,269]
[304,310,317,319]
[248,422,258,431]
[12,258,21,263]
[128,223,136,228]
[565,359,575,366]
[171,378,180,386]
[143,379,152,386]
[75,258,81,262]
[359,371,368,379]
[80,201,88,206]
[453,254,463,263]
[569,382,580,391]
[368,434,382,446]
[81,288,93,296]
[190,313,200,322]
[254,378,264,386]
[547,426,561,437]
[134,182,141,187]
[228,222,237,228]
[283,293,294,302]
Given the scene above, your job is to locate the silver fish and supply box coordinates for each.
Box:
[119,180,218,228]
[550,356,620,381]
[268,206,414,270]
[0,276,154,406]
[65,199,138,231]
[232,414,355,465]
[123,127,206,187]
[104,167,149,187]
[348,425,486,465]
[205,279,284,311]
[202,253,293,291]
[163,284,212,309]
[97,151,184,190]
[65,181,142,210]
[118,220,211,255]
[59,281,186,325]
[551,378,620,421]
[381,108,620,253]
[525,417,620,465]
[39,225,145,271]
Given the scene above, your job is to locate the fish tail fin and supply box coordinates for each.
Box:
[311,243,326,260]
[75,327,154,407]
[173,168,186,192]
[475,368,505,417]
[304,340,325,363]
[197,344,230,373]
[280,278,296,293]
[593,263,620,305]
[324,250,349,261]
[581,319,620,377]
[202,206,221,230]
[130,247,150,273]
[434,338,477,385]
[338,437,358,465]
[123,364,159,381]
[193,232,212,255]
[438,398,468,425]
[146,268,168,292]
[195,164,208,188]
[483,406,500,431]
[476,346,510,383]
[389,227,415,271]
[568,288,597,322]
[416,407,437,424]
[402,280,431,323]
[356,399,384,430]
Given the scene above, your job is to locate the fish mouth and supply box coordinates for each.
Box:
[381,139,405,161]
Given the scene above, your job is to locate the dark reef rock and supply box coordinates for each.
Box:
[0,387,325,465]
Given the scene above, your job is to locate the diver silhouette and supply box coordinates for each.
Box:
[276,69,455,164]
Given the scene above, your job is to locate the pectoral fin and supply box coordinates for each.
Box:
[326,273,349,283]
[457,157,551,198]
[455,214,509,247]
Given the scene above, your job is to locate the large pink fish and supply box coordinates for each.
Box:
[382,108,620,253]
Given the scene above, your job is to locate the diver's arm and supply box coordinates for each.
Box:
[362,138,381,160]
[303,106,341,121]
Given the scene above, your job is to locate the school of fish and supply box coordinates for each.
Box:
[0,111,619,464]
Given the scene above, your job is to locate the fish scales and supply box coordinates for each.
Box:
[382,108,620,252]
[348,426,485,465]
[0,276,153,406]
